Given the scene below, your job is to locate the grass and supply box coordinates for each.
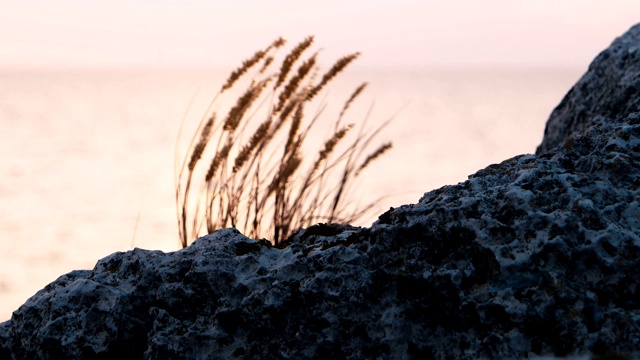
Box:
[175,36,392,248]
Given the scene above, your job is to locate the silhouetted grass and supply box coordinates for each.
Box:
[175,36,392,248]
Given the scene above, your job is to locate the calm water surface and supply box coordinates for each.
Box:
[0,68,582,320]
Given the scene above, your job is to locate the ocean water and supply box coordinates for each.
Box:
[0,68,582,321]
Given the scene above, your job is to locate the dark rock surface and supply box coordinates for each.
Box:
[3,25,640,360]
[536,23,640,155]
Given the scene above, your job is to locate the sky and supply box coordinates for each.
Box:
[1,0,640,70]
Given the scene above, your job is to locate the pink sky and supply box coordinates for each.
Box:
[0,0,639,70]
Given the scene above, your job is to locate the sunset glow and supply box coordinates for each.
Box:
[1,0,639,70]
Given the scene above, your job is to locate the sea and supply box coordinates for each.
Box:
[0,67,583,321]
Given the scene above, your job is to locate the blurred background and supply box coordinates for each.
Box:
[1,0,639,320]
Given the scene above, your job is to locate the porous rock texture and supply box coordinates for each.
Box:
[536,23,640,155]
[3,26,640,360]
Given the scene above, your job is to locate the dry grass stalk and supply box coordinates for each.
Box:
[175,38,288,248]
[260,55,275,74]
[356,142,392,176]
[284,104,304,154]
[205,141,232,182]
[222,37,285,91]
[338,82,368,123]
[175,37,393,248]
[274,154,302,189]
[273,97,300,133]
[275,36,314,88]
[233,119,271,173]
[188,115,215,171]
[306,52,360,101]
[223,78,270,131]
[274,54,317,113]
[318,125,353,164]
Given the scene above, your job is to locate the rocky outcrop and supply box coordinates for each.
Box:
[536,23,640,155]
[3,25,640,359]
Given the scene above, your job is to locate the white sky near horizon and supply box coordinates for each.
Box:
[0,0,639,70]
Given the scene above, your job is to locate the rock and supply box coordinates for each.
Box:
[3,26,640,360]
[536,23,640,155]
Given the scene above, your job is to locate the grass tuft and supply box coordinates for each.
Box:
[175,37,392,248]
